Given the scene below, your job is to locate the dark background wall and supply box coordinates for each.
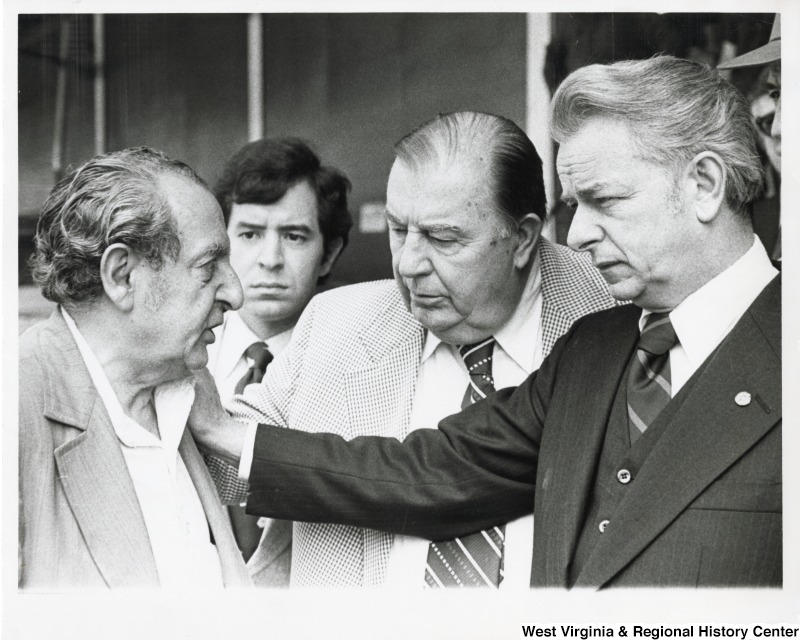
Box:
[17,12,773,293]
[18,13,528,287]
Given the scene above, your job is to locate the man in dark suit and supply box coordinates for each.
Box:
[190,56,781,588]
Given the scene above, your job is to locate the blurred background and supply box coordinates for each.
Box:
[17,12,777,332]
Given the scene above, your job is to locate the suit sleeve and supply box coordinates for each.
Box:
[245,317,567,540]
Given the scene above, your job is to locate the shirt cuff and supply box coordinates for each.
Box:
[237,421,259,481]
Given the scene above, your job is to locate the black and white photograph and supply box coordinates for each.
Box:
[3,1,798,638]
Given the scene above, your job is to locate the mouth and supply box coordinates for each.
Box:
[250,284,290,296]
[202,327,217,344]
[408,291,448,308]
[593,259,621,271]
[251,283,288,290]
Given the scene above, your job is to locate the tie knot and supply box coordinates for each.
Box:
[244,342,273,370]
[459,338,496,374]
[637,313,678,356]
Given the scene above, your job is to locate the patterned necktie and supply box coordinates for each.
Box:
[424,338,506,588]
[627,312,679,445]
[234,342,273,395]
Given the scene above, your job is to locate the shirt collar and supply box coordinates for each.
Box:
[214,311,264,380]
[215,311,295,377]
[641,235,778,369]
[420,250,543,371]
[61,307,195,453]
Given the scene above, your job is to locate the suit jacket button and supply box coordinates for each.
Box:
[735,391,752,406]
[599,519,610,533]
[617,469,631,484]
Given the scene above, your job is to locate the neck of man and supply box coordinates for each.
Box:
[238,307,299,342]
[648,214,756,312]
[68,305,170,437]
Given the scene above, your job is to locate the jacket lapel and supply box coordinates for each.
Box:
[346,285,424,440]
[44,312,159,587]
[574,277,781,588]
[179,431,251,587]
[534,305,641,587]
[345,285,424,584]
[539,238,618,356]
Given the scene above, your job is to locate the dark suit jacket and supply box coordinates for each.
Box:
[246,276,781,588]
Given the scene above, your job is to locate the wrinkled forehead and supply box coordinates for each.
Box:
[556,119,631,186]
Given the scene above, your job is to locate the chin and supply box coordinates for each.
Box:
[250,299,296,320]
[184,351,210,372]
[605,276,642,302]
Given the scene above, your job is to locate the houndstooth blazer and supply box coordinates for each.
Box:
[209,238,618,586]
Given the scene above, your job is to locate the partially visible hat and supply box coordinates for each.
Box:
[718,15,780,69]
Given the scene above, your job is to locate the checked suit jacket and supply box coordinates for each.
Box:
[245,275,781,588]
[214,239,617,586]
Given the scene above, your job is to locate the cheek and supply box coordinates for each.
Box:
[435,259,482,306]
[287,245,325,286]
[230,247,259,280]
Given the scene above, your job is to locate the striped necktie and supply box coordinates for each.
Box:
[424,338,505,588]
[627,312,679,445]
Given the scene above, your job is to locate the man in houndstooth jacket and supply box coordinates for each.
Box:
[207,111,617,587]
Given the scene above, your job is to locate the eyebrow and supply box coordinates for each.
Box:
[232,221,315,234]
[384,209,463,234]
[560,180,621,205]
[192,242,229,264]
[277,224,314,234]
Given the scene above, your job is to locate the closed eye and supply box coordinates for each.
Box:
[199,261,216,283]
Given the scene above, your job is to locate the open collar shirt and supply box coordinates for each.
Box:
[62,308,224,589]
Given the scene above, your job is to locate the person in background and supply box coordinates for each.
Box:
[192,56,780,588]
[210,111,617,588]
[718,13,781,259]
[19,147,250,589]
[206,138,351,584]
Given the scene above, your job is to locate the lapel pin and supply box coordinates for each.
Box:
[735,391,752,407]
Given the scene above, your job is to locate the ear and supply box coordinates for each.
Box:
[512,213,543,270]
[686,152,726,223]
[99,243,139,312]
[318,237,345,278]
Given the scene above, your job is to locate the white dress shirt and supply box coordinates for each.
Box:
[62,308,224,589]
[207,310,294,408]
[237,258,545,588]
[385,254,544,590]
[647,236,778,397]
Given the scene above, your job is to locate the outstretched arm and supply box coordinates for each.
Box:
[245,369,550,540]
[193,312,569,541]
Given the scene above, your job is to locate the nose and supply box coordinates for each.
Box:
[771,96,781,140]
[257,233,284,270]
[396,231,432,280]
[219,261,243,311]
[566,205,604,253]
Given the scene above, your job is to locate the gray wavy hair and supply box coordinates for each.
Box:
[550,56,764,215]
[30,146,208,306]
